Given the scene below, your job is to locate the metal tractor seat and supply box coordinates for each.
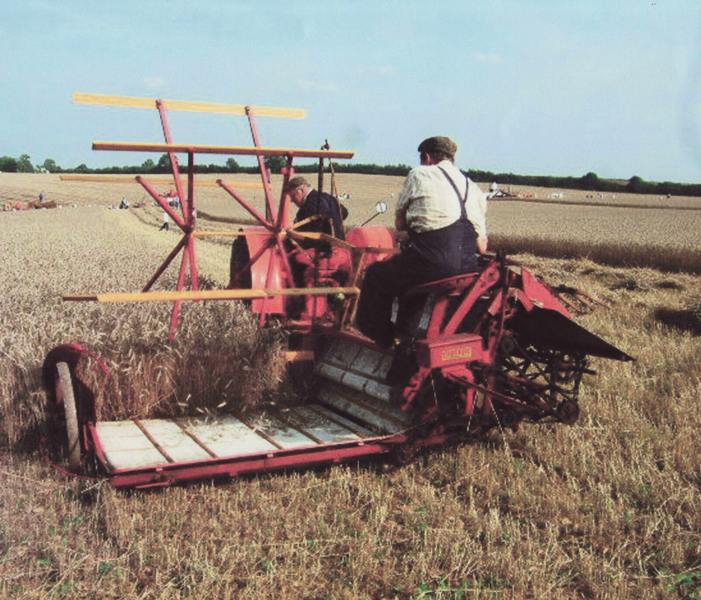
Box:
[395,271,483,341]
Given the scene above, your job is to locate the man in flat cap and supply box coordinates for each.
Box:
[282,176,349,295]
[285,176,348,241]
[356,136,488,348]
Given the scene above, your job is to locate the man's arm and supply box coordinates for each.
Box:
[466,179,488,254]
[395,169,420,232]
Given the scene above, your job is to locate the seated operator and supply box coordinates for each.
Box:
[284,176,349,291]
[356,136,488,348]
[285,176,348,242]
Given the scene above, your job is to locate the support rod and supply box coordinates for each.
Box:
[245,106,276,222]
[64,287,360,303]
[156,99,189,219]
[142,236,188,292]
[136,176,186,229]
[217,179,275,230]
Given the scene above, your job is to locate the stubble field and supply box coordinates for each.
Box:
[1,173,700,599]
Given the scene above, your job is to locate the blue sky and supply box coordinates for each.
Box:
[2,1,700,182]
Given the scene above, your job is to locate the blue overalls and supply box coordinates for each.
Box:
[356,169,478,347]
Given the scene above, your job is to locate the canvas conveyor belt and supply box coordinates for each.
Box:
[96,337,410,473]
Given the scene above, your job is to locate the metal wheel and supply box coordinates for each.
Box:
[56,362,82,471]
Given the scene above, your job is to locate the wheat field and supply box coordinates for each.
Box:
[3,171,700,273]
[1,175,700,598]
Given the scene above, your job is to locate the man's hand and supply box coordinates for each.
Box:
[477,237,488,255]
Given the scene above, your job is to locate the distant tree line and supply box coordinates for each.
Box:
[2,152,700,197]
[0,154,57,173]
[462,169,701,197]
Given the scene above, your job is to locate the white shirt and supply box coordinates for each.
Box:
[395,160,487,239]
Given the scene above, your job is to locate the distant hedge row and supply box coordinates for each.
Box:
[463,169,701,197]
[3,152,700,196]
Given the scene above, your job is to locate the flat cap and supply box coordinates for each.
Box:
[284,176,310,191]
[417,136,458,157]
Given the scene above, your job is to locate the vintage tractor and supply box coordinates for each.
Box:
[44,93,632,489]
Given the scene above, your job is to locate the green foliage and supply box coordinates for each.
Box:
[667,571,701,598]
[16,154,33,173]
[156,153,171,173]
[225,157,240,173]
[74,163,89,173]
[580,171,600,190]
[264,155,286,174]
[465,168,701,196]
[141,158,155,171]
[41,158,59,172]
[0,155,18,172]
[627,175,646,193]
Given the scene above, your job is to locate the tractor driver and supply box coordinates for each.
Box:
[285,176,348,241]
[284,176,349,291]
[356,136,488,348]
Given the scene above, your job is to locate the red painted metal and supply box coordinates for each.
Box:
[156,99,189,218]
[142,237,188,292]
[136,176,186,229]
[415,333,485,368]
[217,180,274,230]
[185,152,199,293]
[46,252,634,489]
[519,268,570,316]
[168,246,191,341]
[245,106,276,222]
[242,230,285,314]
[107,438,401,489]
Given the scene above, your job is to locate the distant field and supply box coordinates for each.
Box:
[3,173,700,273]
[3,171,701,212]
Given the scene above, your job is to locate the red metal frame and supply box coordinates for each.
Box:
[46,253,633,489]
[75,95,397,339]
[123,100,311,340]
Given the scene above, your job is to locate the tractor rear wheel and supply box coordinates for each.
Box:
[229,236,252,289]
[56,362,81,471]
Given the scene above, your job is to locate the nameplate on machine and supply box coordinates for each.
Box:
[416,333,483,368]
[440,345,473,362]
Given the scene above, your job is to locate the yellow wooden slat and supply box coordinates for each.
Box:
[59,175,263,189]
[286,230,357,250]
[92,141,354,159]
[192,180,264,189]
[63,287,359,303]
[73,92,306,119]
[192,231,248,238]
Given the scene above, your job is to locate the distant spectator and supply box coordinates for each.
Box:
[38,191,45,204]
[159,211,170,231]
[119,197,129,209]
[166,189,181,209]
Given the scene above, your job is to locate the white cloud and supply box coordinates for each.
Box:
[470,52,503,65]
[296,79,339,93]
[142,76,167,91]
[357,65,396,77]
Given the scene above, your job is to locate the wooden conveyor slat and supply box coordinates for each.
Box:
[93,337,410,475]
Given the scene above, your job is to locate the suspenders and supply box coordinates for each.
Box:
[437,166,469,222]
